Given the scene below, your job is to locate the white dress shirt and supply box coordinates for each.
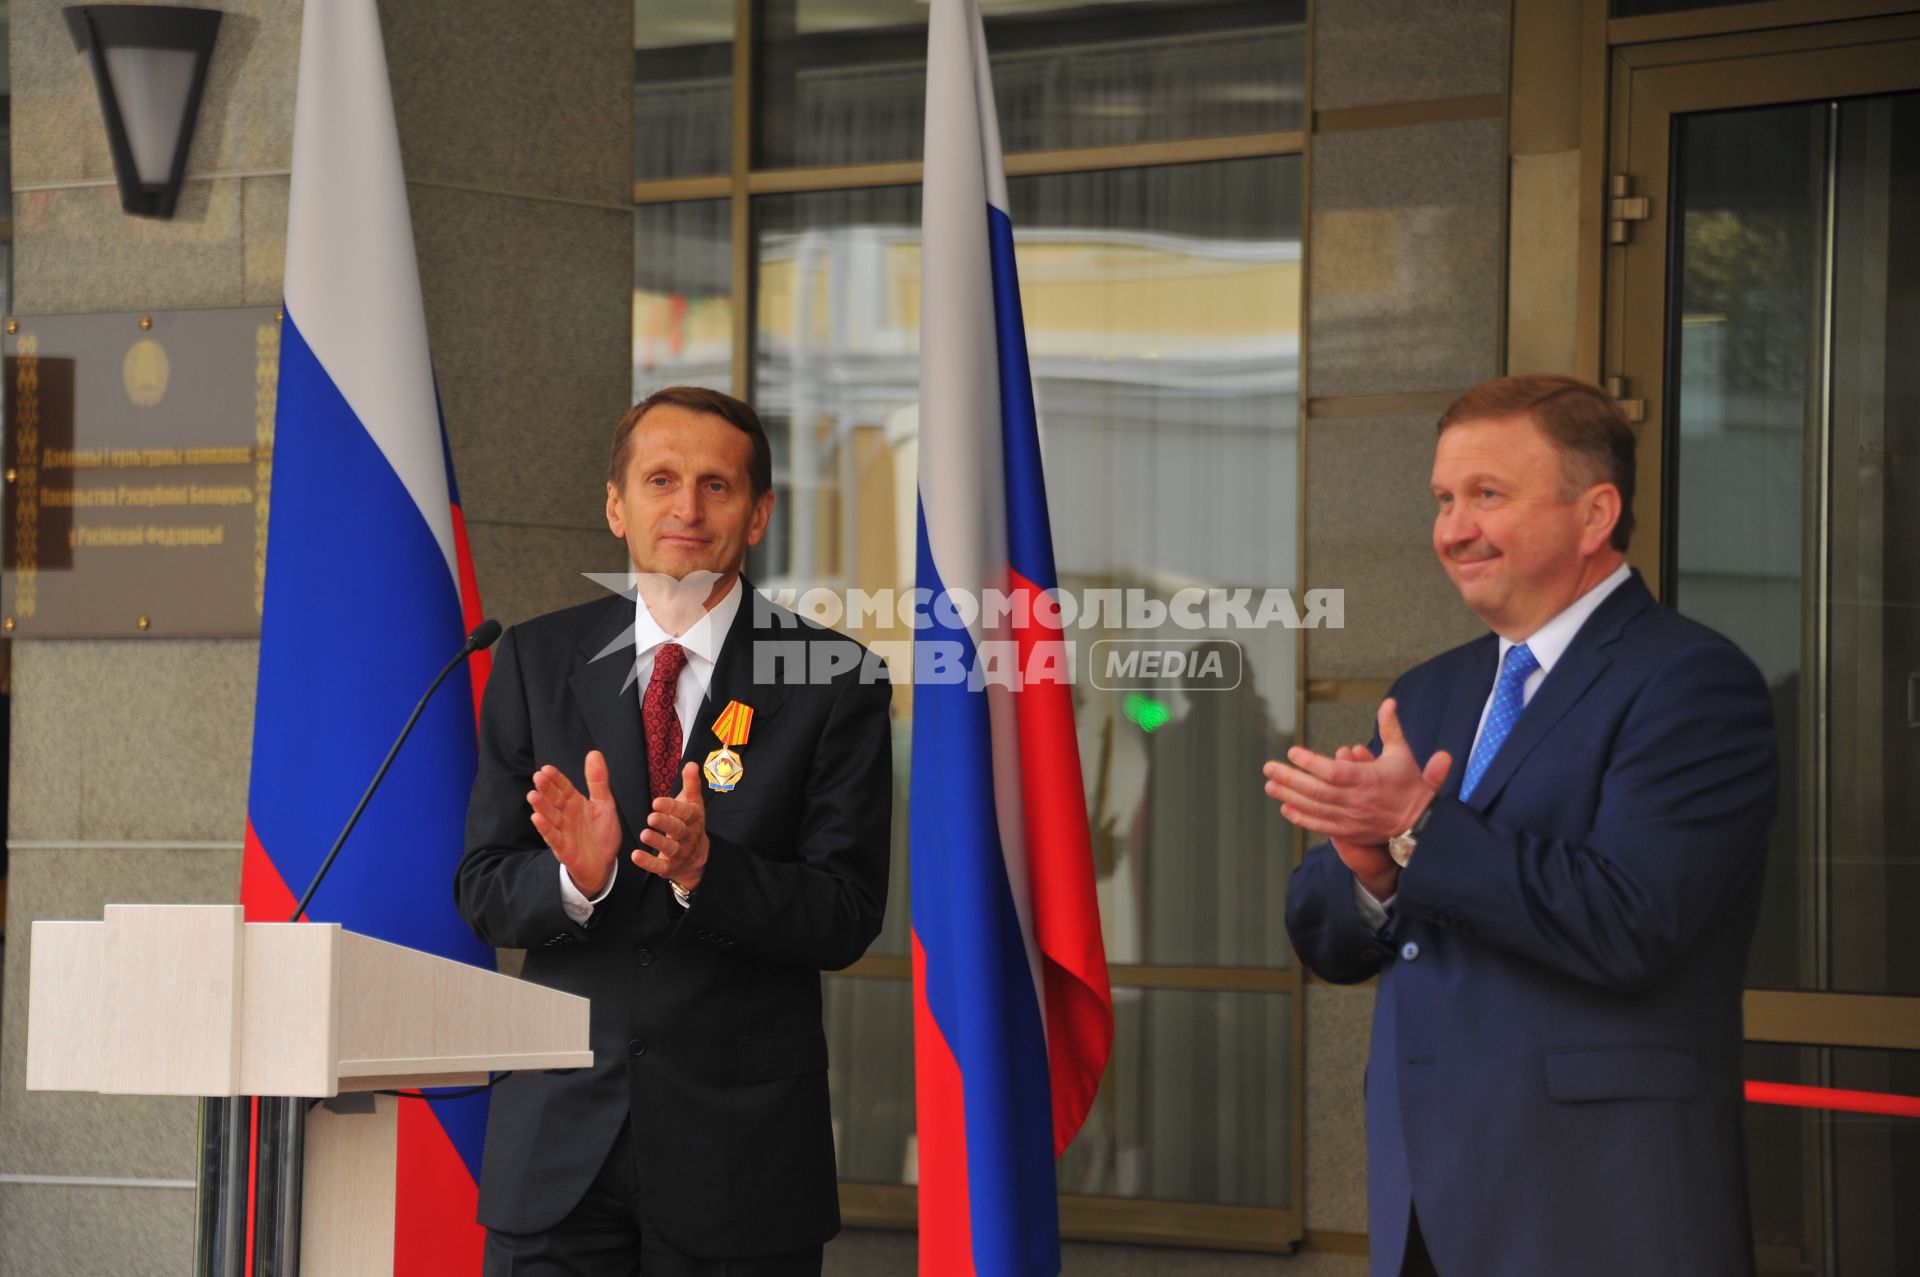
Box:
[559,577,746,922]
[1354,562,1632,929]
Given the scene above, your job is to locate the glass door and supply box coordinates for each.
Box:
[1608,19,1920,1276]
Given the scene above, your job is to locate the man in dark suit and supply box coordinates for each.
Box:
[1269,375,1776,1277]
[456,386,892,1276]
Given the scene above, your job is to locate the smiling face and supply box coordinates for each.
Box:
[605,403,774,602]
[1430,412,1625,639]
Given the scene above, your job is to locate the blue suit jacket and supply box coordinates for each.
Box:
[1286,572,1776,1277]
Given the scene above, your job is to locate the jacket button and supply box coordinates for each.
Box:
[1400,941,1421,962]
[629,1040,648,1057]
[636,948,654,967]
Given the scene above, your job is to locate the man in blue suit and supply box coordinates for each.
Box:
[1271,375,1776,1277]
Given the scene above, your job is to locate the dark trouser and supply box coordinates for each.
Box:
[1400,1206,1441,1277]
[482,1120,824,1277]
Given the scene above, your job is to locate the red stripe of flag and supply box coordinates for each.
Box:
[912,933,977,1276]
[1745,1080,1920,1119]
[448,500,490,730]
[1006,570,1112,1154]
[241,819,302,923]
[395,1099,486,1275]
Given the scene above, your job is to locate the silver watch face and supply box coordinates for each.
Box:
[1388,833,1415,867]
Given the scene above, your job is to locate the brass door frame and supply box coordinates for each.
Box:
[1604,15,1920,1054]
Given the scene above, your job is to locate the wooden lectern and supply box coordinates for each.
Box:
[25,903,591,1275]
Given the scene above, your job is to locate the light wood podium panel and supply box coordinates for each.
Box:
[25,903,591,1275]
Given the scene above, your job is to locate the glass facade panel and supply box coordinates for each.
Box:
[634,199,733,396]
[1744,1044,1920,1275]
[753,157,1301,969]
[754,0,1304,169]
[828,980,1294,1209]
[825,977,917,1185]
[1669,94,1920,997]
[1059,988,1292,1207]
[635,0,733,179]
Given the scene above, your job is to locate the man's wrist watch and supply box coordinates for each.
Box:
[1387,803,1436,868]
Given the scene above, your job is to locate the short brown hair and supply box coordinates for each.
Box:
[608,386,774,498]
[1438,374,1636,551]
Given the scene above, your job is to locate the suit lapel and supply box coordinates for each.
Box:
[1462,572,1654,812]
[567,596,653,837]
[680,582,789,781]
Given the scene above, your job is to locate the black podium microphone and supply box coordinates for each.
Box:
[288,619,503,922]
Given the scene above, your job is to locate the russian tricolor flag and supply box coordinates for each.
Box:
[242,1,491,1270]
[911,3,1115,1274]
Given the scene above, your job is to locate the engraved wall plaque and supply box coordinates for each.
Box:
[3,308,279,637]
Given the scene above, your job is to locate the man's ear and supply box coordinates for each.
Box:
[1580,483,1622,556]
[606,481,626,538]
[746,488,775,547]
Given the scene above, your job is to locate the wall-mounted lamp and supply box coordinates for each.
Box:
[64,5,223,219]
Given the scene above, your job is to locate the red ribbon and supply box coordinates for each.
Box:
[1745,1080,1920,1119]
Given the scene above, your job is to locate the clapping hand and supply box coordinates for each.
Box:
[1262,699,1451,899]
[634,761,710,894]
[529,750,623,897]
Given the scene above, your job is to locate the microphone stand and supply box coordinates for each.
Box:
[289,618,501,922]
[196,620,499,1277]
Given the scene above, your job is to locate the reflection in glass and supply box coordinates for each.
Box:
[1669,104,1822,993]
[828,981,1293,1209]
[1057,988,1291,1207]
[755,0,1304,169]
[633,200,732,397]
[825,977,916,1185]
[1669,94,1920,998]
[752,183,918,593]
[1825,93,1920,1000]
[1743,1043,1920,1275]
[754,157,1302,969]
[634,0,732,179]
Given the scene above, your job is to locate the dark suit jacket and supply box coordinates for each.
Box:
[455,586,892,1256]
[1286,572,1776,1277]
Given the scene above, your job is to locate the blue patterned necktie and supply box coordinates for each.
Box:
[1460,642,1539,801]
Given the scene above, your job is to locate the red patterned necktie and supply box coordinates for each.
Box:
[643,642,689,800]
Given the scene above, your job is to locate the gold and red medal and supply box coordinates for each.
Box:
[702,700,754,792]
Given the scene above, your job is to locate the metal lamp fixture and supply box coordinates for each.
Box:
[64,5,223,219]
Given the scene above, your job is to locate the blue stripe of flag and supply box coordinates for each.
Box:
[988,207,1061,595]
[251,310,492,1178]
[910,508,1061,1275]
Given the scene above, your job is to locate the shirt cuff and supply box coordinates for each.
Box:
[559,862,617,924]
[1352,874,1396,931]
